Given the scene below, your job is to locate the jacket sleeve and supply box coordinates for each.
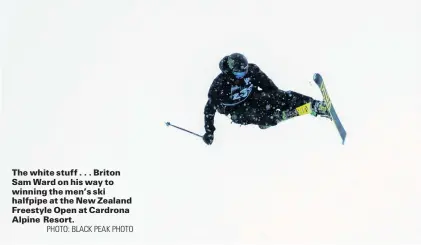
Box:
[204,98,216,134]
[251,64,279,92]
[203,80,219,134]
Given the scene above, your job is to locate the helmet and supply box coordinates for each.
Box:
[227,53,248,79]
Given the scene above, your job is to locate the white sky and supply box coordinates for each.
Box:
[1,0,420,244]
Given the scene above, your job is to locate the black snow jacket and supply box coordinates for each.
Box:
[204,56,279,134]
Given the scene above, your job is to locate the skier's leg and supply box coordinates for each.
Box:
[226,91,293,129]
[228,90,330,128]
[229,107,256,125]
[228,93,279,127]
[229,106,278,126]
[266,90,312,111]
[258,90,331,124]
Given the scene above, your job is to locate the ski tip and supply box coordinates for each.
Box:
[165,122,171,126]
[341,133,347,145]
[313,73,323,85]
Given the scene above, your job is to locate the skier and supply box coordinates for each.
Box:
[202,53,331,145]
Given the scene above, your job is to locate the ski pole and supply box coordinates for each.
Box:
[165,122,203,138]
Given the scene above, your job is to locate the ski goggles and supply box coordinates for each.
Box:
[232,67,248,79]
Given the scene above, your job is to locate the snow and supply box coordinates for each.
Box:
[1,0,420,244]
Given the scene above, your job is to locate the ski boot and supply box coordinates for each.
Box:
[311,100,331,119]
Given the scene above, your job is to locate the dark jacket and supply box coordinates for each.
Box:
[204,56,279,134]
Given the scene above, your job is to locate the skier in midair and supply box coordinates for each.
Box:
[202,53,331,145]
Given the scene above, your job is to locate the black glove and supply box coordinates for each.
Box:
[203,132,214,145]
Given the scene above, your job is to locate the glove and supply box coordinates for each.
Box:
[203,132,214,145]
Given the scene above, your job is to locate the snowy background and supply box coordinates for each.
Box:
[1,0,420,244]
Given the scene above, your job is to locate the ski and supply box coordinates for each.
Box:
[313,73,347,144]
